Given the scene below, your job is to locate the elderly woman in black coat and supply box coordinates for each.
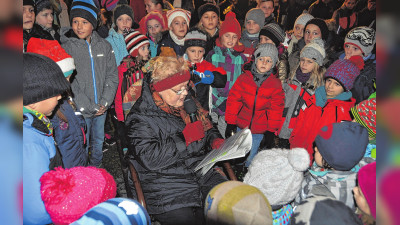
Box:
[126,56,227,225]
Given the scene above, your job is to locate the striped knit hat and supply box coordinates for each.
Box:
[125,30,150,57]
[70,0,99,28]
[71,198,151,225]
[351,98,376,138]
[324,56,362,91]
[184,29,207,51]
[166,8,191,28]
[260,23,285,47]
[205,181,273,225]
[345,26,376,56]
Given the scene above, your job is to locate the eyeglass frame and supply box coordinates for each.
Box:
[170,84,190,95]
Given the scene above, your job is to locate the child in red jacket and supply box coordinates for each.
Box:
[225,43,285,169]
[184,29,227,111]
[290,56,364,163]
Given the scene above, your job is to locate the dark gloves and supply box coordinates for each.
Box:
[259,131,276,149]
[182,121,205,146]
[225,124,237,139]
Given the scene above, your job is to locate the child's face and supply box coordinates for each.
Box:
[353,186,371,216]
[30,94,62,116]
[147,19,162,37]
[345,0,357,10]
[258,1,274,18]
[259,35,275,45]
[325,78,344,99]
[186,46,205,63]
[256,56,273,73]
[116,14,133,34]
[344,44,363,59]
[138,44,150,60]
[36,9,54,29]
[304,24,322,44]
[144,0,162,14]
[200,11,219,33]
[220,32,239,49]
[313,146,323,167]
[72,17,93,41]
[245,20,261,34]
[300,57,315,74]
[23,5,35,30]
[294,24,305,40]
[170,16,188,39]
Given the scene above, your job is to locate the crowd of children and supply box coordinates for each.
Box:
[23,0,377,224]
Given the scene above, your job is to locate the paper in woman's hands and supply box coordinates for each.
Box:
[194,128,252,175]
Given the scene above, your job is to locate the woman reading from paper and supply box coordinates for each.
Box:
[125,56,227,225]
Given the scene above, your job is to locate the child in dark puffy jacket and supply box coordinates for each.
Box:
[184,29,227,111]
[240,8,264,60]
[26,37,88,168]
[225,43,285,169]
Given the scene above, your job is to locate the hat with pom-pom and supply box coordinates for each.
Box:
[204,181,273,225]
[300,38,326,66]
[217,12,244,52]
[357,162,376,219]
[260,23,286,47]
[315,121,369,171]
[124,30,150,57]
[324,56,362,91]
[243,148,310,207]
[345,26,376,56]
[40,166,117,225]
[70,198,151,225]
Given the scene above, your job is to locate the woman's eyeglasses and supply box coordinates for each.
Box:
[170,85,190,95]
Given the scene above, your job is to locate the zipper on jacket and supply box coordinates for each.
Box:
[248,87,259,130]
[86,40,98,105]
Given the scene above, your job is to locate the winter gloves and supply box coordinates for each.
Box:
[182,121,205,146]
[225,124,237,139]
[191,70,215,86]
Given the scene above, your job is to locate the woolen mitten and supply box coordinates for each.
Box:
[182,121,205,145]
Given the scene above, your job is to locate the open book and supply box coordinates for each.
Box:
[194,128,253,175]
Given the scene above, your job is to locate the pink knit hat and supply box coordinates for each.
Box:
[40,166,117,225]
[358,162,376,219]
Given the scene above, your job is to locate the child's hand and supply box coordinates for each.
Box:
[95,105,106,116]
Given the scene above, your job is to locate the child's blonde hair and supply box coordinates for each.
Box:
[288,61,325,91]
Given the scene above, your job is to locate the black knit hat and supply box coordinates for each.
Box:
[113,4,134,24]
[23,53,71,105]
[184,29,207,52]
[305,18,329,42]
[259,23,285,47]
[70,0,99,28]
[36,0,53,13]
[198,3,220,19]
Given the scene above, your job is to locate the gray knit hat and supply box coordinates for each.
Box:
[345,26,376,56]
[245,8,265,29]
[294,12,314,27]
[254,43,279,67]
[113,4,135,24]
[243,148,310,207]
[260,23,285,46]
[184,29,207,51]
[300,38,326,66]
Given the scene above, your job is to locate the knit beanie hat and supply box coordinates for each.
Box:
[113,4,134,24]
[23,53,71,105]
[305,18,329,41]
[70,198,151,225]
[36,0,53,13]
[198,3,220,19]
[351,98,376,139]
[139,10,167,35]
[124,30,150,57]
[245,8,265,29]
[324,56,362,91]
[70,0,99,28]
[166,8,191,28]
[26,37,75,77]
[219,11,241,40]
[23,0,35,7]
[101,0,119,11]
[260,23,285,47]
[345,26,376,56]
[244,148,310,207]
[254,43,279,67]
[315,121,369,171]
[291,196,363,225]
[205,181,273,225]
[357,162,376,219]
[40,166,117,225]
[300,38,326,66]
[184,29,207,52]
[294,12,314,27]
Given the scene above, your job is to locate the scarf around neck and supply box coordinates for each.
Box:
[23,106,53,136]
[169,30,185,46]
[315,86,353,107]
[251,62,272,87]
[295,67,311,84]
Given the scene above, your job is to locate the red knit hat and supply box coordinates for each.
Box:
[358,162,376,219]
[40,166,117,225]
[138,10,167,35]
[124,30,150,57]
[216,12,244,52]
[351,98,376,138]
